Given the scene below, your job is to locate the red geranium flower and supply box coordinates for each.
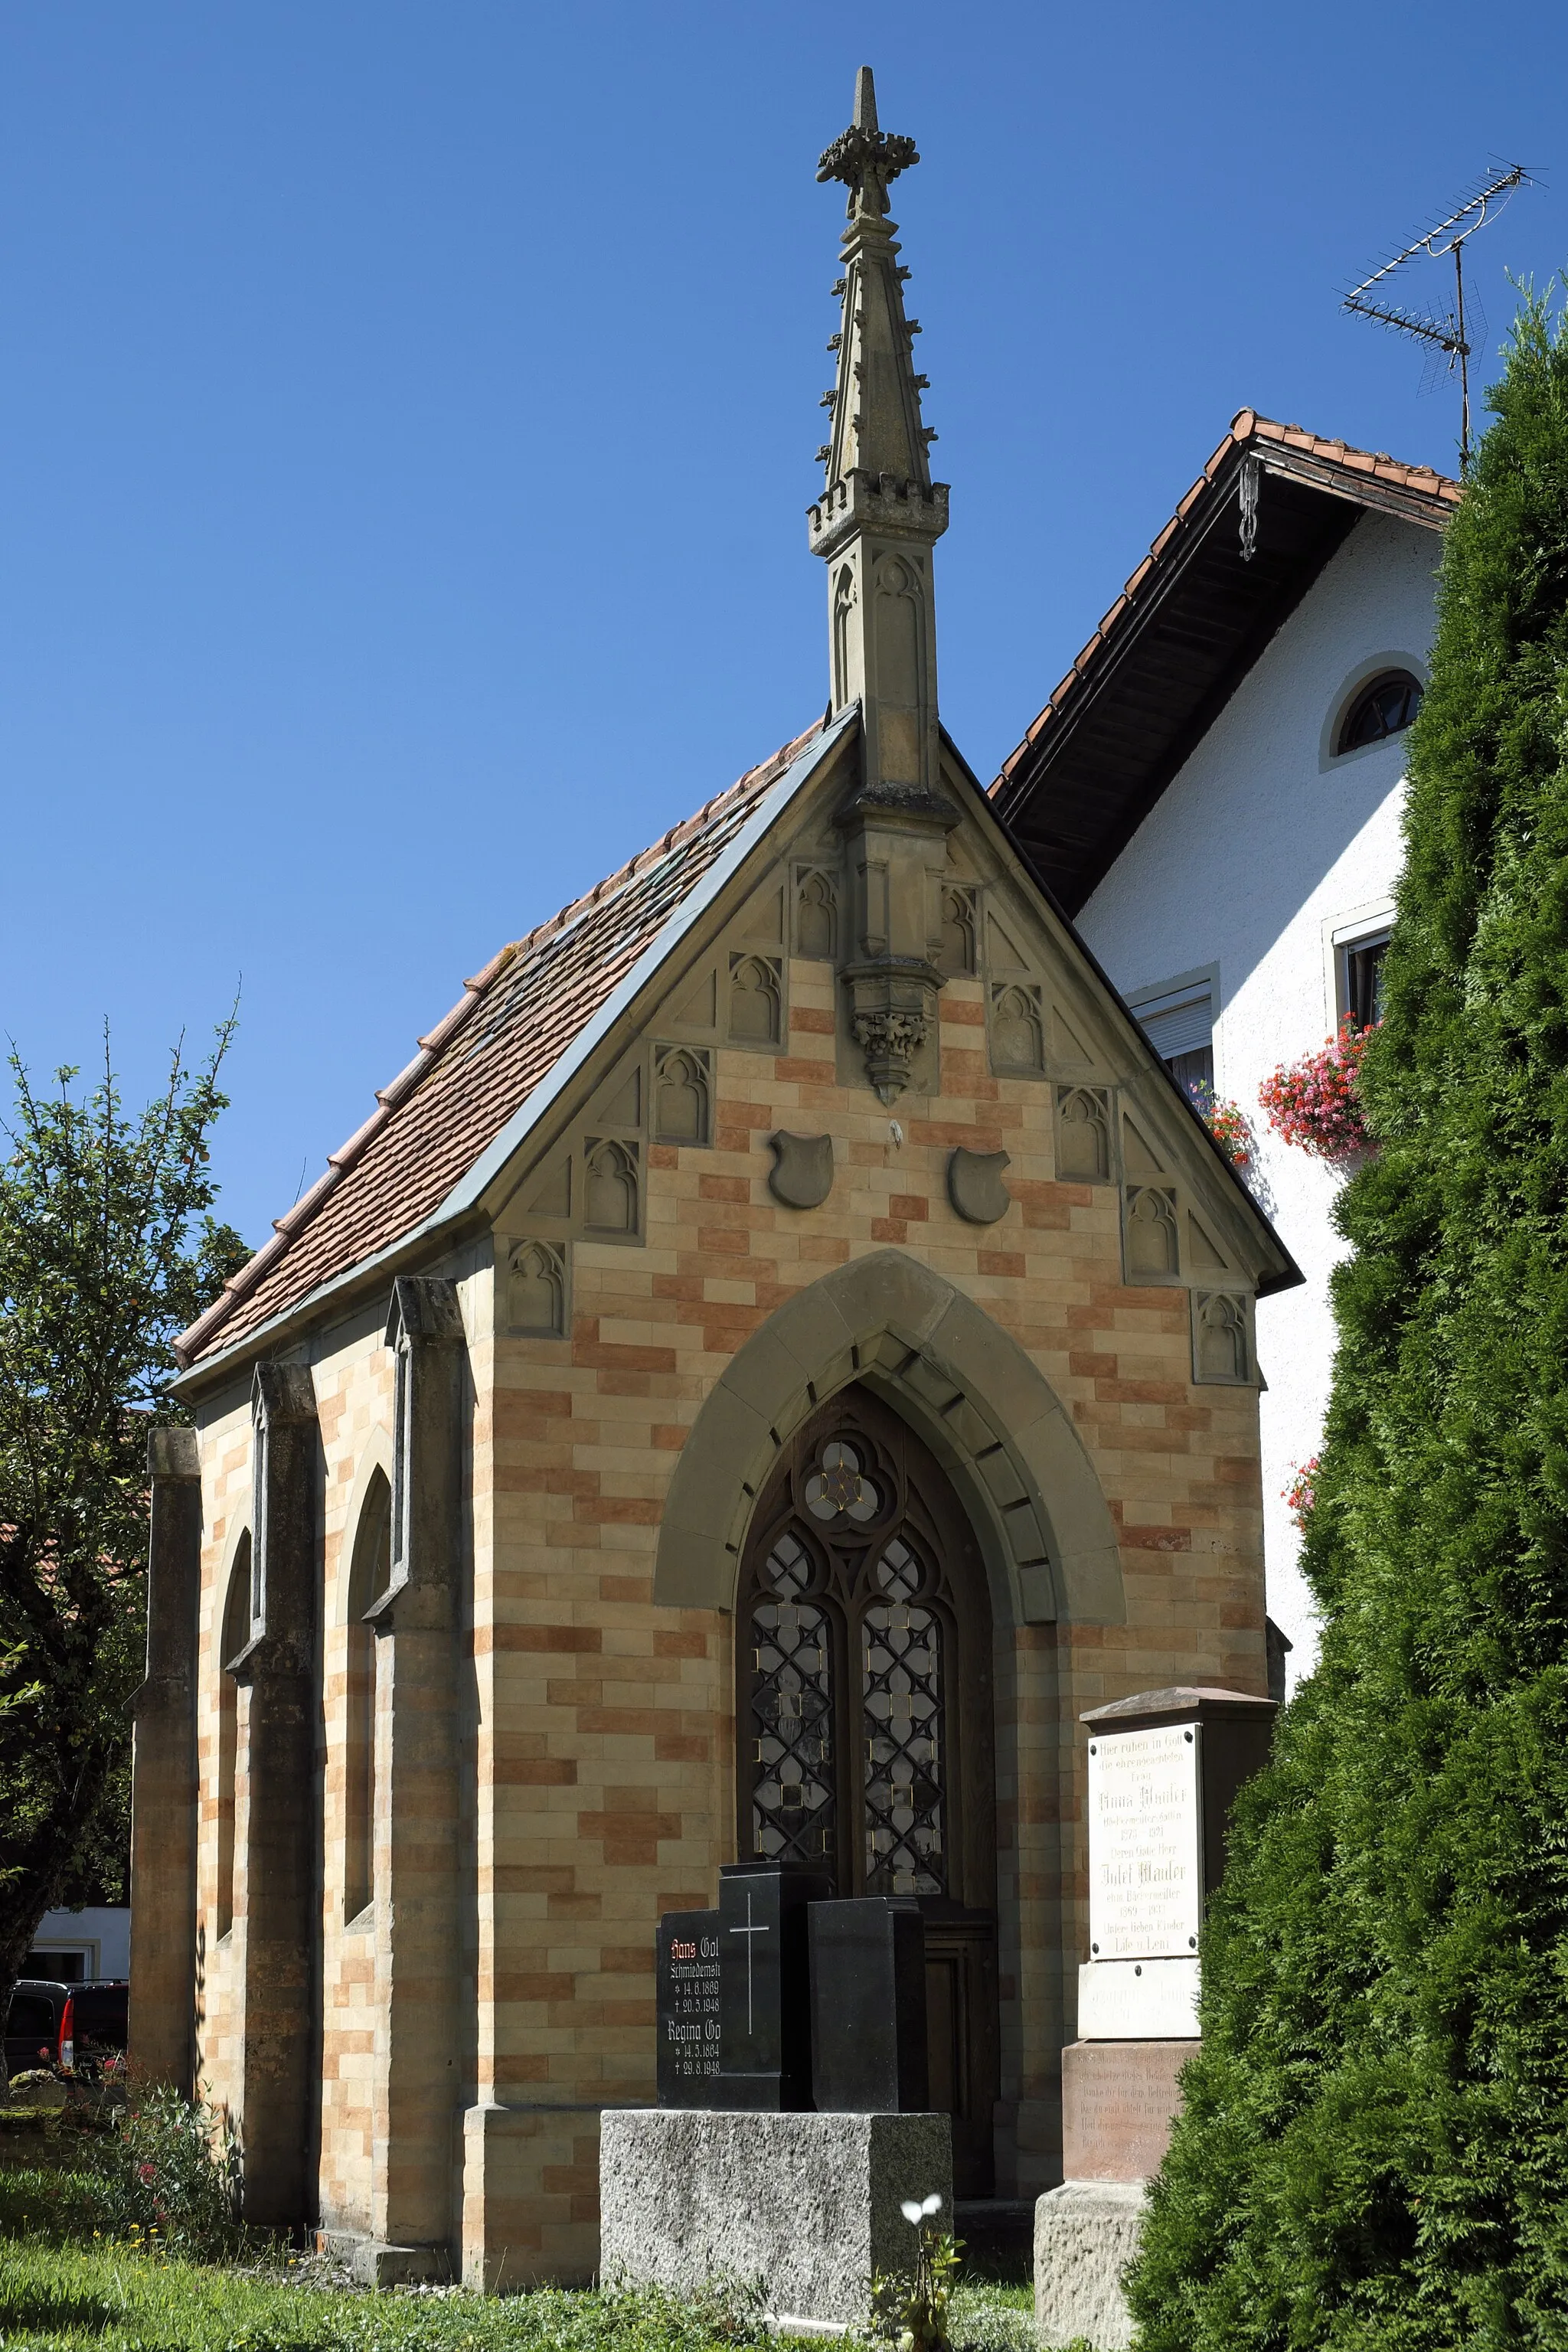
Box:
[1259,1020,1377,1158]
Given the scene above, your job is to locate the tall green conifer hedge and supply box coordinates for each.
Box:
[1126,302,1568,2350]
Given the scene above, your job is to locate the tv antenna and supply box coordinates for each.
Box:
[1343,162,1532,472]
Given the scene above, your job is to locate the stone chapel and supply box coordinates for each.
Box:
[129,67,1298,2288]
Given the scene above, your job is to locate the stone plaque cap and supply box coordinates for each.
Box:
[1081,1684,1278,1733]
[147,1424,201,1481]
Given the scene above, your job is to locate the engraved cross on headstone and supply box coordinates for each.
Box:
[729,1883,769,2036]
[715,1861,830,2109]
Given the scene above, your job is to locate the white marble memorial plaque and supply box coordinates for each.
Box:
[1087,1722,1202,1960]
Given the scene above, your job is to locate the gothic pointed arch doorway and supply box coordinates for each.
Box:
[736,1383,1001,2193]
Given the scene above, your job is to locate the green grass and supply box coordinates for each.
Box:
[0,2164,1038,2352]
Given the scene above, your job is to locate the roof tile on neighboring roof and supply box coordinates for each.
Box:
[178,720,825,1370]
[993,410,1460,790]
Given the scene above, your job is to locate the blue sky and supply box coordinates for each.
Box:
[2,0,1563,1250]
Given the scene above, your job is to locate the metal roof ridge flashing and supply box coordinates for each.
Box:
[175,707,854,1377]
[508,724,822,962]
[170,1204,480,1392]
[175,721,827,1370]
[328,1107,390,1169]
[434,704,859,1229]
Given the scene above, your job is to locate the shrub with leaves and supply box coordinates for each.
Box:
[92,2082,244,2260]
[1125,292,1568,2348]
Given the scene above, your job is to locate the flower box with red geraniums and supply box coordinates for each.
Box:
[1258,1019,1377,1159]
[1189,1083,1255,1171]
[1283,1456,1319,1532]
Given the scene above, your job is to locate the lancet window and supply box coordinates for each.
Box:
[344,1468,392,1923]
[216,1536,251,1939]
[737,1389,993,1906]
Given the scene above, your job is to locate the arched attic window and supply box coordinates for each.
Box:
[1337,670,1423,754]
[215,1537,251,1940]
[345,1468,393,1924]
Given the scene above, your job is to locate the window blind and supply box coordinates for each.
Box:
[1136,985,1212,1065]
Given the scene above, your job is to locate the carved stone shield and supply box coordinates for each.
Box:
[947,1147,1011,1225]
[768,1132,836,1210]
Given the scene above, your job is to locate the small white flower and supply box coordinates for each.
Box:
[921,2192,942,2216]
[900,2200,923,2225]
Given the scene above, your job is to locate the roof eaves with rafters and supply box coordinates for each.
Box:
[175,714,841,1375]
[987,410,1459,916]
[994,410,1459,790]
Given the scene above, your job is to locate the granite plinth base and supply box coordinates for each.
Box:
[1060,2039,1193,2182]
[315,2231,452,2287]
[1034,2183,1146,2352]
[599,2109,952,2328]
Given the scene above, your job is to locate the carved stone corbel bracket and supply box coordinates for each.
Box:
[841,956,943,1103]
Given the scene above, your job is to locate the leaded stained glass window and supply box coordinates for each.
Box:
[737,1392,989,1905]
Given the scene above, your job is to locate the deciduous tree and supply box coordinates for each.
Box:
[0,1028,244,2043]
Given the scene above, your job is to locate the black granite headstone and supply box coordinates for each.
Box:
[655,1908,721,2105]
[714,1860,830,2109]
[808,1897,929,2112]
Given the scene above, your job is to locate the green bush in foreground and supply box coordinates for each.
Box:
[92,2083,245,2260]
[1126,296,1568,2349]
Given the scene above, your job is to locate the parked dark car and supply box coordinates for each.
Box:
[69,1981,129,2070]
[4,1978,128,2075]
[5,1978,70,2073]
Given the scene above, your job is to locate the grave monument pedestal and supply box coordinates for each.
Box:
[600,2109,951,2330]
[1034,1687,1276,2352]
[603,1867,950,2328]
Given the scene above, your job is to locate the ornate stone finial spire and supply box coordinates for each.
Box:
[812,66,939,517]
[854,63,877,131]
[808,69,956,1103]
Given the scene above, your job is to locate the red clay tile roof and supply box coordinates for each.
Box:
[178,720,825,1370]
[994,410,1460,792]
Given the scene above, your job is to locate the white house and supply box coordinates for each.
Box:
[994,412,1459,1685]
[26,1906,131,1981]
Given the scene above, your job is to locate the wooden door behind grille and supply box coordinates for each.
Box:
[737,1383,999,2192]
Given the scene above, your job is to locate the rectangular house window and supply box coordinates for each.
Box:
[1132,977,1214,1101]
[1342,932,1389,1029]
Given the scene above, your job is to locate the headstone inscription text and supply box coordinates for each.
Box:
[655,1908,720,2105]
[1087,1722,1203,1960]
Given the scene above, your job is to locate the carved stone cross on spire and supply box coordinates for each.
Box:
[815,64,919,219]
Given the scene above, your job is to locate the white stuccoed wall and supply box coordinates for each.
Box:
[1075,513,1442,1685]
